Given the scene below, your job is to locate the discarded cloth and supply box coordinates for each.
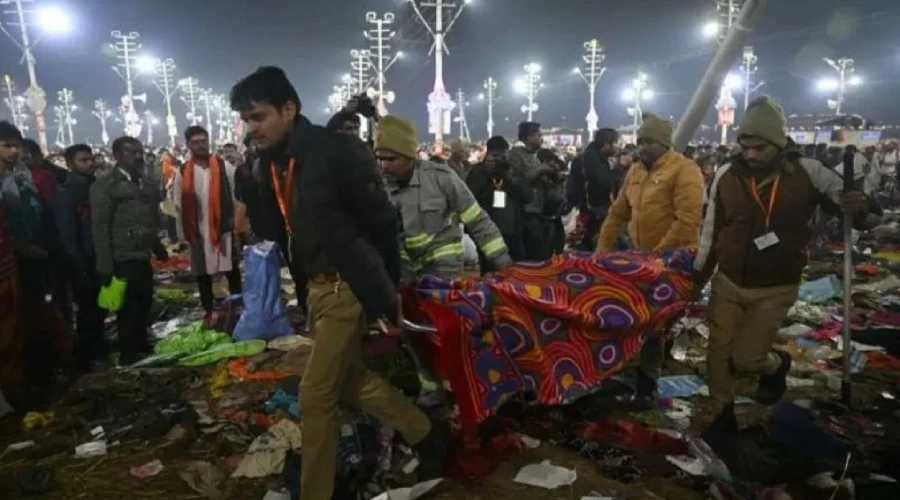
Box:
[180,461,227,499]
[798,275,841,303]
[232,419,303,478]
[263,390,300,418]
[130,459,164,479]
[657,375,706,399]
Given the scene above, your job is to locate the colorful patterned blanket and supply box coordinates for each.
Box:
[410,248,696,428]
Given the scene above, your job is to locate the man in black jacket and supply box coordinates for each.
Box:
[466,136,529,271]
[55,144,107,370]
[230,66,443,500]
[566,128,622,250]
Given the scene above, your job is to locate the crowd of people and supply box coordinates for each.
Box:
[0,64,894,498]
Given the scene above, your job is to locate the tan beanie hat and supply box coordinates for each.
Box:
[637,113,674,147]
[738,96,787,148]
[375,116,418,159]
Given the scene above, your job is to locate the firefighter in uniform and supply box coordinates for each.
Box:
[375,116,513,279]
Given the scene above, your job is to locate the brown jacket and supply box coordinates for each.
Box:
[596,150,704,251]
[695,154,881,289]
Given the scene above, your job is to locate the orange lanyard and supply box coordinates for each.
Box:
[270,159,296,234]
[750,174,780,230]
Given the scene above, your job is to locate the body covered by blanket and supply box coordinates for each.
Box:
[410,248,696,428]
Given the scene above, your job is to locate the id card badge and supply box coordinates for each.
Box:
[754,231,780,250]
[493,190,507,208]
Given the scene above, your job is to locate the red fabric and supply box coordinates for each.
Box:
[448,428,525,480]
[576,418,687,456]
[0,206,22,383]
[29,166,58,205]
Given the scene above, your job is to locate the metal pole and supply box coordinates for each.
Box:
[12,0,48,151]
[158,59,177,148]
[672,0,770,151]
[484,77,496,138]
[93,99,110,145]
[59,88,74,145]
[840,150,854,405]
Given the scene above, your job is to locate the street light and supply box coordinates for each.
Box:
[724,73,743,90]
[701,20,719,38]
[0,0,75,152]
[136,55,158,74]
[35,5,70,34]
[816,78,840,92]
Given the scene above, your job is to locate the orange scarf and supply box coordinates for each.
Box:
[181,155,223,250]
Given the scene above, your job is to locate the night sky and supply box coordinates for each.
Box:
[1,0,898,144]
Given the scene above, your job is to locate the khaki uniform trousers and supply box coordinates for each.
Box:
[707,273,799,413]
[299,281,432,500]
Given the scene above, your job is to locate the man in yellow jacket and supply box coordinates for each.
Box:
[596,113,704,407]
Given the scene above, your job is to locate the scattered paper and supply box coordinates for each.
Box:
[267,335,313,351]
[869,473,896,483]
[514,460,578,489]
[402,457,419,474]
[517,434,541,449]
[666,455,706,476]
[786,376,816,388]
[779,324,814,338]
[262,490,291,500]
[286,299,298,307]
[371,478,443,500]
[657,375,706,399]
[581,495,614,500]
[694,323,710,339]
[880,392,895,400]
[5,441,35,452]
[232,419,303,478]
[130,459,164,479]
[835,337,886,353]
[75,440,108,458]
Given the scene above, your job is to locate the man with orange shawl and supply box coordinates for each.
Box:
[174,125,240,318]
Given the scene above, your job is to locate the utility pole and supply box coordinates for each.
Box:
[200,88,214,140]
[147,57,177,148]
[624,71,652,142]
[57,87,75,146]
[741,46,758,111]
[454,88,470,142]
[350,49,373,95]
[409,0,468,147]
[53,105,64,147]
[109,30,146,138]
[364,12,401,115]
[143,110,156,146]
[2,74,27,131]
[519,63,542,121]
[212,94,228,146]
[93,99,111,145]
[179,77,201,125]
[0,0,49,151]
[823,57,857,116]
[574,39,606,139]
[478,77,497,138]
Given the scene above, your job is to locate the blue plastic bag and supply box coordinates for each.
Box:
[233,241,293,341]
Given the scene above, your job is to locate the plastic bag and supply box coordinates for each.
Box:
[233,241,293,341]
[179,339,266,367]
[154,322,231,356]
[97,277,128,312]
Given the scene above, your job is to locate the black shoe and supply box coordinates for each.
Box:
[755,350,792,405]
[706,404,738,436]
[631,373,658,410]
[414,420,449,481]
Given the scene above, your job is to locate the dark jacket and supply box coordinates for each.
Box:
[695,152,882,288]
[249,116,401,319]
[90,167,163,277]
[53,172,95,271]
[567,144,622,219]
[465,160,532,240]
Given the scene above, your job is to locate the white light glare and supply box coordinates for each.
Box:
[817,78,839,92]
[701,20,719,38]
[513,78,527,94]
[641,89,655,101]
[724,73,743,90]
[622,88,636,101]
[848,75,863,86]
[136,56,158,74]
[36,6,72,35]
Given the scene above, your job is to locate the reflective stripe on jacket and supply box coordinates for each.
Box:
[388,160,511,280]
